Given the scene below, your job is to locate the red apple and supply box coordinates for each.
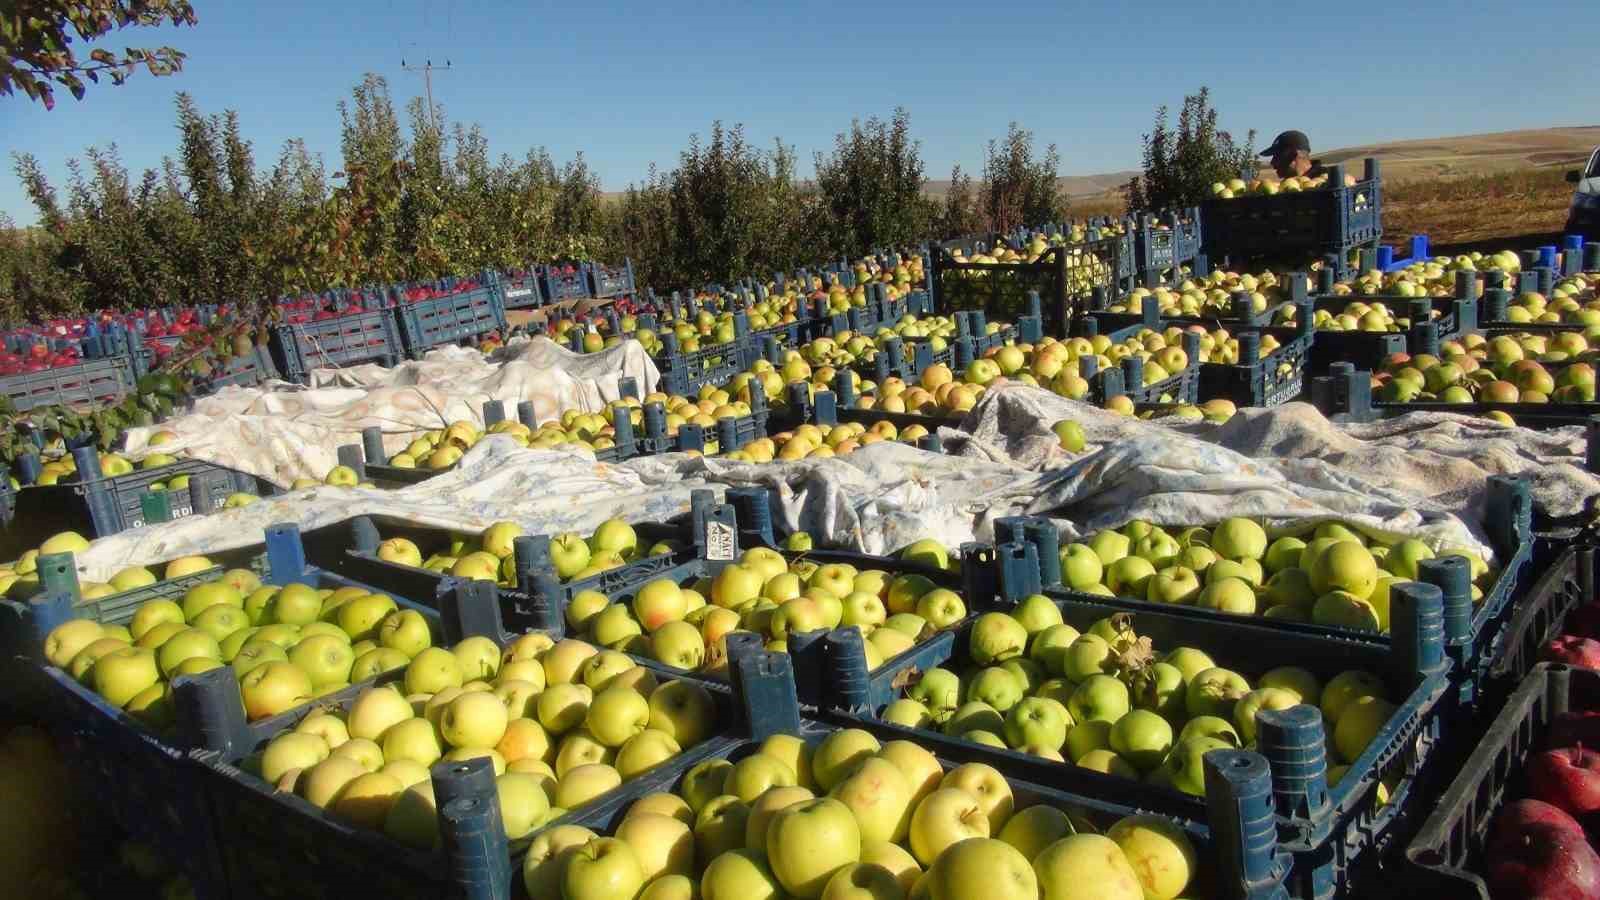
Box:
[1528,747,1600,820]
[1488,814,1600,900]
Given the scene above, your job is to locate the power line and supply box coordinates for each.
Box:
[399,58,451,131]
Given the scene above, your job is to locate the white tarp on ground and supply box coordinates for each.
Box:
[68,376,1600,582]
[111,337,658,486]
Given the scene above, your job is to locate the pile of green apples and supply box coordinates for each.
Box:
[1492,283,1600,325]
[1057,517,1495,633]
[1098,269,1299,322]
[1374,333,1597,409]
[1311,298,1453,334]
[4,534,228,601]
[42,569,440,728]
[881,601,1398,800]
[562,539,964,676]
[251,635,715,846]
[521,727,1201,900]
[373,518,673,588]
[1210,172,1359,199]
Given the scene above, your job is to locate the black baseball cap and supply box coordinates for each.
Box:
[1261,130,1310,158]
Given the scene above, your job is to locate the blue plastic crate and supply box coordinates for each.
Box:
[272,306,404,383]
[541,263,589,302]
[1203,159,1383,280]
[392,276,508,358]
[0,334,138,412]
[822,537,1457,900]
[0,447,278,559]
[1135,209,1204,287]
[1404,663,1600,897]
[587,259,636,298]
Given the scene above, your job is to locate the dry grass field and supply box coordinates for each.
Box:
[1053,126,1595,252]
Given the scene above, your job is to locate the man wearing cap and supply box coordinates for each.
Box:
[1260,130,1327,179]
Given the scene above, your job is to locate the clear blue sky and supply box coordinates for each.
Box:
[2,0,1593,225]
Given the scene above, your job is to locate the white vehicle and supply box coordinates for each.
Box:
[1567,147,1600,238]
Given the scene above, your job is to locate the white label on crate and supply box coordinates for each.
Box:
[704,520,737,561]
[172,506,194,518]
[507,288,533,298]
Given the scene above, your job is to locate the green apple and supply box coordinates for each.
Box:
[899,539,948,570]
[1146,566,1201,605]
[351,647,408,682]
[907,668,961,714]
[1178,715,1240,747]
[965,667,1023,712]
[1333,695,1396,764]
[1028,623,1081,675]
[405,646,465,695]
[694,794,751,863]
[1263,536,1308,574]
[1160,647,1214,683]
[831,756,913,844]
[378,609,433,657]
[1052,419,1086,452]
[1163,735,1234,796]
[337,593,399,642]
[1034,834,1144,900]
[647,679,716,748]
[1310,541,1378,598]
[1320,670,1387,725]
[549,533,594,580]
[1234,687,1303,746]
[1109,709,1173,771]
[564,836,645,900]
[155,628,221,676]
[885,575,936,616]
[266,583,322,626]
[1312,591,1381,632]
[1196,576,1257,615]
[288,634,355,688]
[90,646,160,707]
[128,600,182,641]
[908,787,988,866]
[614,728,681,779]
[969,612,1028,666]
[943,702,1003,737]
[1065,720,1113,762]
[680,759,733,814]
[882,699,932,729]
[1185,667,1251,720]
[1059,543,1104,590]
[1211,518,1267,561]
[190,604,249,643]
[522,824,598,897]
[1105,556,1156,597]
[1069,674,1130,725]
[914,589,965,630]
[634,579,689,632]
[347,685,414,741]
[1088,530,1131,567]
[813,728,881,792]
[1002,696,1070,751]
[229,640,287,676]
[926,836,1035,900]
[238,660,313,719]
[996,803,1075,863]
[700,848,784,900]
[382,717,444,767]
[1108,814,1198,900]
[180,581,243,622]
[1061,634,1113,682]
[590,519,639,560]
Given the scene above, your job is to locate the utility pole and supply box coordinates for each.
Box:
[400,58,451,130]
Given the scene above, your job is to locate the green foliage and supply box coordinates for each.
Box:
[982,123,1064,234]
[934,165,982,240]
[1124,87,1256,212]
[1,0,197,109]
[813,109,934,258]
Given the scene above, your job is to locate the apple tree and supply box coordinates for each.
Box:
[1125,87,1256,212]
[1,0,198,109]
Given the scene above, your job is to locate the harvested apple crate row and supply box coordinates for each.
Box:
[184,580,734,900]
[326,496,987,707]
[510,670,1251,900]
[823,536,1460,900]
[0,525,483,898]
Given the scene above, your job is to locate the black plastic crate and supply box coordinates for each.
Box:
[548,653,1269,900]
[1307,267,1481,376]
[1084,275,1305,335]
[1003,474,1533,704]
[0,525,458,900]
[821,536,1458,900]
[1311,364,1600,430]
[1203,159,1382,279]
[392,276,508,357]
[318,491,739,634]
[931,230,1124,338]
[1,448,278,559]
[1199,315,1316,407]
[1083,329,1204,405]
[272,306,405,383]
[1403,663,1600,896]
